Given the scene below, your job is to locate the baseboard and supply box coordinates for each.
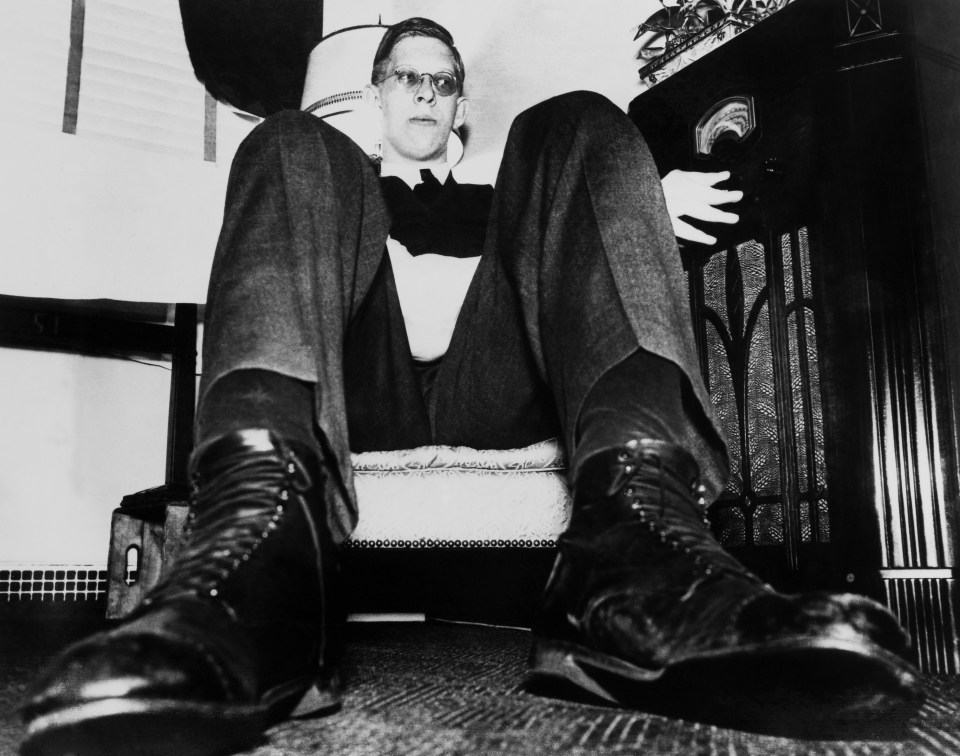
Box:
[0,564,108,602]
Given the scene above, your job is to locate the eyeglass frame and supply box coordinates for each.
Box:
[374,67,462,97]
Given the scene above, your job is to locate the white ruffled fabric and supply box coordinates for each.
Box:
[349,440,571,544]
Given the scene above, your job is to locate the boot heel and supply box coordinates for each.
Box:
[528,639,623,704]
[288,670,342,718]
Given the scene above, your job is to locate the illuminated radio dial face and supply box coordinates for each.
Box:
[695,95,757,157]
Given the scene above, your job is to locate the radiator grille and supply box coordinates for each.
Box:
[0,566,108,601]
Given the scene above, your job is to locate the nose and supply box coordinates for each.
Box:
[414,74,436,104]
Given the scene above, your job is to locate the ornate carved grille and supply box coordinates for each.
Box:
[845,0,883,37]
[685,227,828,569]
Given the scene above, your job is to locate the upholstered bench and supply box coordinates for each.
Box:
[106,440,572,625]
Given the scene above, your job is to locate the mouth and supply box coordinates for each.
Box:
[410,117,437,126]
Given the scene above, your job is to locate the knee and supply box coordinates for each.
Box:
[547,90,619,114]
[237,109,355,164]
[510,91,632,154]
[523,91,623,132]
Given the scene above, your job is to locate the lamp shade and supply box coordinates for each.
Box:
[300,24,464,165]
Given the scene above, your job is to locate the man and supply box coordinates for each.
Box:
[21,17,922,756]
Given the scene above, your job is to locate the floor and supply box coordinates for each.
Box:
[3,606,959,755]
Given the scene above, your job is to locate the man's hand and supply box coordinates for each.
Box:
[661,169,743,245]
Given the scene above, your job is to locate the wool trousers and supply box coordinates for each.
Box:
[198,90,728,544]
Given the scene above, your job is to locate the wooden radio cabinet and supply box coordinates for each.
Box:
[630,0,960,672]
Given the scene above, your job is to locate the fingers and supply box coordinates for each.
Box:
[664,168,732,186]
[682,170,730,185]
[688,184,744,207]
[662,169,743,206]
[672,217,718,246]
[661,169,744,244]
[681,174,743,205]
[690,204,740,224]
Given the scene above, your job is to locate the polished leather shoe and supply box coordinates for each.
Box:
[528,439,924,737]
[21,429,343,756]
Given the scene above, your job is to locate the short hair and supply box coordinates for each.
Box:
[371,17,465,94]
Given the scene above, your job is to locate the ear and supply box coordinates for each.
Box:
[453,96,468,130]
[362,84,381,109]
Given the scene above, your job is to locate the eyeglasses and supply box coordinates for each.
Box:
[376,67,460,97]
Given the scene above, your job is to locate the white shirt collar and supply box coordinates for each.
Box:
[379,162,451,190]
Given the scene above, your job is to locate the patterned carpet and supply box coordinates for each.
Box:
[3,613,959,755]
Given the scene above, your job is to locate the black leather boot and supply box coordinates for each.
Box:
[21,429,343,756]
[528,439,924,736]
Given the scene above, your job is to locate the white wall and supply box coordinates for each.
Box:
[2,1,662,301]
[1,124,227,303]
[0,1,255,566]
[0,349,171,564]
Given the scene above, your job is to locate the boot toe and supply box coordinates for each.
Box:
[21,625,271,756]
[24,631,242,723]
[736,591,910,653]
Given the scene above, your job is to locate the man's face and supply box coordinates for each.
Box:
[366,35,467,165]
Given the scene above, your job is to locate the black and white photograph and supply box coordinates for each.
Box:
[1,1,958,753]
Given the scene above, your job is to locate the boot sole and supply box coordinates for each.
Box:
[20,676,341,756]
[527,636,925,738]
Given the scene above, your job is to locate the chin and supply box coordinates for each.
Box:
[407,149,447,164]
[406,138,447,162]
[384,135,448,164]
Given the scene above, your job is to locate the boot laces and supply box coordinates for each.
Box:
[143,446,307,607]
[616,449,757,586]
